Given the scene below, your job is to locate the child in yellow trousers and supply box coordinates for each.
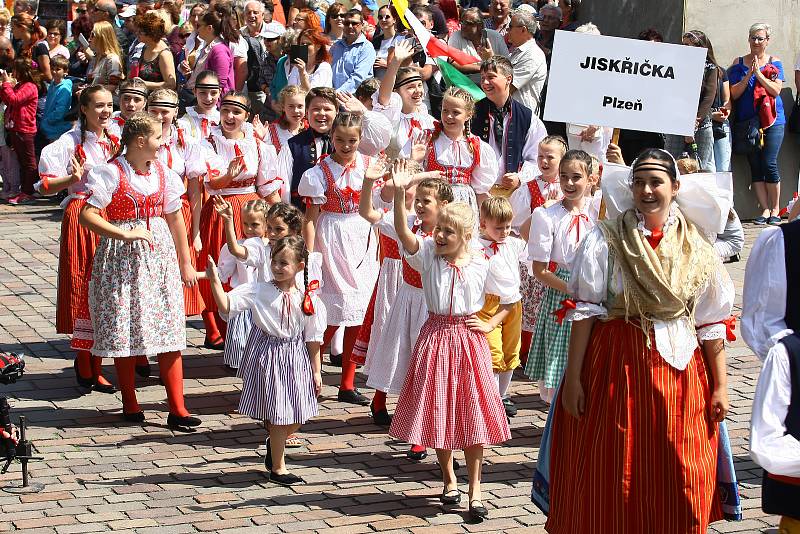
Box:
[476,198,525,417]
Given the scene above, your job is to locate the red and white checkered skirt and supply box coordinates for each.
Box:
[389,313,511,450]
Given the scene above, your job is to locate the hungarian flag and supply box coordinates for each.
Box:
[391,0,479,66]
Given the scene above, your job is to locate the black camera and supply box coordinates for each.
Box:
[0,352,25,385]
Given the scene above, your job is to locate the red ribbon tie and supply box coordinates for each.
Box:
[303,279,320,315]
[552,298,576,325]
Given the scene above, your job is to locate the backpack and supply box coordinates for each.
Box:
[242,34,267,92]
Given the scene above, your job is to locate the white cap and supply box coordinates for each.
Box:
[120,4,137,18]
[262,22,286,39]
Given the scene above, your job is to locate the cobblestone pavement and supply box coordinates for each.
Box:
[0,202,782,533]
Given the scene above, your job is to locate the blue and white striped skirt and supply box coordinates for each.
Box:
[223,309,252,369]
[237,326,319,426]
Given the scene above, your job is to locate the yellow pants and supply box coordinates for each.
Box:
[780,516,800,534]
[476,295,522,373]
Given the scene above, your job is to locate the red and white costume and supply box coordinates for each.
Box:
[178,106,220,142]
[264,122,300,154]
[298,154,380,326]
[388,239,513,450]
[372,93,436,159]
[37,126,119,348]
[196,125,278,312]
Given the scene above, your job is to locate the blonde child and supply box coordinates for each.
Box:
[476,197,525,416]
[509,135,566,361]
[212,198,269,370]
[177,70,221,141]
[411,87,497,216]
[79,112,199,429]
[388,183,511,520]
[206,235,325,486]
[254,84,306,154]
[525,150,599,403]
[298,111,380,406]
[113,78,149,128]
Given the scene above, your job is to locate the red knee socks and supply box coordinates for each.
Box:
[76,350,92,379]
[372,390,387,411]
[339,327,359,391]
[202,310,222,343]
[92,356,113,387]
[114,357,140,414]
[520,330,532,366]
[215,312,227,340]
[158,351,190,417]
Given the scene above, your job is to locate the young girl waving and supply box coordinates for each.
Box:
[412,87,497,217]
[38,85,119,392]
[206,235,325,486]
[254,85,306,154]
[299,111,380,406]
[388,177,511,521]
[524,150,599,403]
[177,70,221,141]
[79,112,200,429]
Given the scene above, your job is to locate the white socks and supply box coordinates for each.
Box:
[495,370,514,399]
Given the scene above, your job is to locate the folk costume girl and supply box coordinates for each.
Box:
[524,150,598,403]
[254,85,306,154]
[207,235,325,486]
[509,136,566,360]
[79,112,201,429]
[148,89,209,319]
[542,149,736,533]
[37,85,119,393]
[388,195,511,522]
[196,92,279,348]
[373,40,436,160]
[411,87,497,218]
[112,78,149,129]
[177,70,221,142]
[298,112,381,406]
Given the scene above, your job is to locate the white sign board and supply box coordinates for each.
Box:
[543,31,708,136]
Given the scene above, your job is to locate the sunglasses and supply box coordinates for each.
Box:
[749,36,768,43]
[378,14,392,20]
[343,20,361,27]
[331,13,344,19]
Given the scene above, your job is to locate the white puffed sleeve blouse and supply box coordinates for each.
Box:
[85,158,186,214]
[528,199,599,271]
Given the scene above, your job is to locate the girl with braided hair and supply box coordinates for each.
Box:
[206,234,325,486]
[37,85,119,393]
[410,87,497,218]
[79,112,200,429]
[147,88,213,323]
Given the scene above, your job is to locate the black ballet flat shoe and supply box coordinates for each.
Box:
[337,388,370,406]
[440,489,461,505]
[370,403,393,426]
[74,360,93,389]
[269,472,305,486]
[123,411,146,423]
[407,447,428,461]
[503,397,518,417]
[469,500,489,521]
[329,352,343,367]
[93,381,117,394]
[264,438,273,470]
[167,413,202,429]
[453,458,460,470]
[135,362,151,378]
[203,337,225,350]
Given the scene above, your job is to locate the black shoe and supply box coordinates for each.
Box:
[123,411,145,423]
[135,362,151,378]
[329,352,343,367]
[269,472,305,486]
[203,337,225,350]
[370,402,392,426]
[503,397,517,417]
[224,364,238,376]
[93,381,116,394]
[407,446,427,461]
[440,489,461,505]
[167,413,201,429]
[453,458,460,470]
[74,359,93,389]
[337,388,370,406]
[264,438,273,470]
[469,500,489,521]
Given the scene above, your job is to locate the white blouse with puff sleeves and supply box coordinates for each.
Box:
[85,158,186,215]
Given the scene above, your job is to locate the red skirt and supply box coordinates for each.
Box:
[56,197,98,336]
[197,191,259,312]
[389,313,511,450]
[180,197,205,316]
[546,319,722,534]
[351,280,378,365]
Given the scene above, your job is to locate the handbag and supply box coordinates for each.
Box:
[732,116,762,154]
[789,95,800,134]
